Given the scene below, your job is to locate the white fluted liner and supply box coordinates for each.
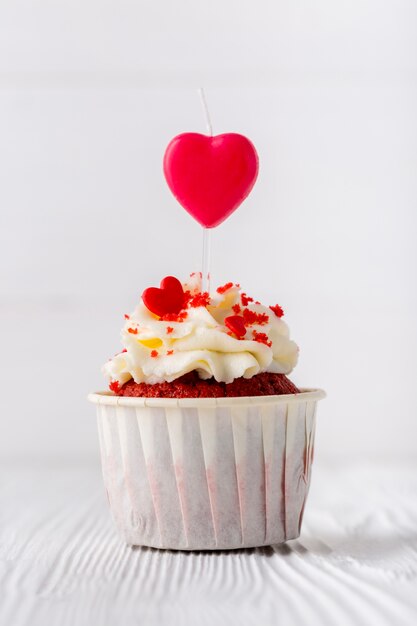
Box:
[89,389,325,550]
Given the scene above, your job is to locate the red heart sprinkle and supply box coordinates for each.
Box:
[224,315,246,338]
[142,276,185,317]
[163,133,259,228]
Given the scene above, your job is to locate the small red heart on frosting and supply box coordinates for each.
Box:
[142,276,185,317]
[224,315,246,338]
[163,133,259,228]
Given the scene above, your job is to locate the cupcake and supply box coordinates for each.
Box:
[88,273,325,550]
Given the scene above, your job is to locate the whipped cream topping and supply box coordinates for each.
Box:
[103,274,299,389]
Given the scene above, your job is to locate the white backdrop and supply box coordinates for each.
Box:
[1,1,416,465]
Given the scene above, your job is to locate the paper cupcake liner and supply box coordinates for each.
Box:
[88,390,325,550]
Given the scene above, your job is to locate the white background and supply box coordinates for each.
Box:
[1,0,416,465]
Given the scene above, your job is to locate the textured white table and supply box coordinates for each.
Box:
[1,462,417,626]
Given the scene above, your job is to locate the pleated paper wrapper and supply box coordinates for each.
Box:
[89,390,325,550]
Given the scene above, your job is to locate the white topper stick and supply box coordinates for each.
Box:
[198,87,213,293]
[198,87,213,136]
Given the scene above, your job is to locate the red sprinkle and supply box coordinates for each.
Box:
[166,326,174,334]
[109,380,120,393]
[224,315,246,338]
[182,289,192,306]
[270,304,284,318]
[242,308,269,326]
[122,348,127,353]
[128,327,138,335]
[217,282,234,294]
[124,314,130,320]
[188,291,210,308]
[167,350,174,355]
[162,310,188,322]
[241,293,254,306]
[252,330,272,347]
[232,303,241,314]
[150,350,159,358]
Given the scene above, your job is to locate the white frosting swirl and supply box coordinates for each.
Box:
[103,275,298,386]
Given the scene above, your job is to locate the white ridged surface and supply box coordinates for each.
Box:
[1,463,417,626]
[95,396,319,549]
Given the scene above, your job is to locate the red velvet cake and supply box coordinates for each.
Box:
[118,371,300,398]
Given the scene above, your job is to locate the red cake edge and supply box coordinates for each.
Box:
[115,371,300,398]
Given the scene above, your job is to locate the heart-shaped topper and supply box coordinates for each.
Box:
[142,276,185,317]
[163,133,259,228]
[224,315,246,338]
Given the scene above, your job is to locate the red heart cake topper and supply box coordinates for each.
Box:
[142,276,185,317]
[224,315,246,338]
[163,133,259,228]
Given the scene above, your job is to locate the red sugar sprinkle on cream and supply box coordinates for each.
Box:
[109,381,120,393]
[217,282,234,294]
[232,304,241,314]
[252,330,272,347]
[166,326,174,334]
[270,304,284,318]
[167,350,174,355]
[128,327,138,335]
[124,314,130,320]
[243,309,269,326]
[188,292,210,308]
[241,293,254,306]
[162,311,188,322]
[150,350,158,358]
[182,290,192,306]
[114,349,128,356]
